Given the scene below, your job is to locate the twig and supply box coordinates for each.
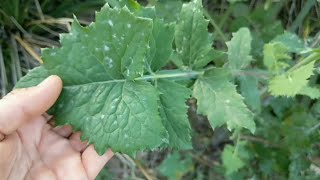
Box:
[34,0,45,20]
[0,45,7,97]
[28,18,91,26]
[203,9,228,42]
[133,160,155,180]
[14,36,43,64]
[190,153,220,167]
[240,135,281,148]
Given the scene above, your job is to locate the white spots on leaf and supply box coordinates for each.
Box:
[50,52,57,56]
[112,34,117,38]
[161,138,169,143]
[124,134,128,138]
[101,114,105,119]
[108,20,113,27]
[126,69,130,77]
[112,121,118,125]
[288,75,293,82]
[103,45,110,52]
[104,57,113,68]
[127,24,131,28]
[84,34,88,37]
[226,99,230,104]
[95,48,100,52]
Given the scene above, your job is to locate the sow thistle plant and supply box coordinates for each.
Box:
[16,0,320,167]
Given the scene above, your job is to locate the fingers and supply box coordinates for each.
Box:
[82,146,113,180]
[0,75,62,135]
[69,132,88,152]
[52,125,73,138]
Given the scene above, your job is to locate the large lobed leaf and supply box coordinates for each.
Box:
[193,68,255,133]
[15,4,192,156]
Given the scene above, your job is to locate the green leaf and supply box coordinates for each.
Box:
[158,152,193,180]
[271,32,308,54]
[227,27,252,70]
[269,61,315,97]
[105,0,141,13]
[239,75,261,113]
[222,145,245,175]
[155,0,183,23]
[263,42,290,73]
[157,79,192,149]
[298,86,320,99]
[193,68,255,133]
[174,0,216,69]
[105,3,175,72]
[15,5,174,156]
[14,67,49,88]
[50,81,168,156]
[146,18,175,71]
[43,5,152,82]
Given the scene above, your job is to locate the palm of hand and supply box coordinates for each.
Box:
[0,76,113,180]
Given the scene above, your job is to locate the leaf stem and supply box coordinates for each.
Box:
[135,70,204,81]
[287,52,320,73]
[203,9,228,42]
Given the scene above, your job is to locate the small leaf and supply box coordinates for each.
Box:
[158,152,193,180]
[155,0,183,23]
[157,79,192,149]
[271,32,308,54]
[269,61,315,97]
[193,68,255,133]
[174,0,216,69]
[298,86,320,99]
[239,75,261,113]
[222,145,245,175]
[227,27,252,70]
[263,42,291,73]
[147,19,175,71]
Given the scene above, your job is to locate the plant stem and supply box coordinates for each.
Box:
[203,10,228,42]
[65,70,205,88]
[136,70,204,81]
[287,52,320,73]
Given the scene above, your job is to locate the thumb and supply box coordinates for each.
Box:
[0,75,62,135]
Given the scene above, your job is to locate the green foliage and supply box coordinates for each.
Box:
[269,60,315,97]
[174,0,219,69]
[222,145,245,175]
[193,68,255,133]
[158,152,193,180]
[12,0,320,179]
[227,27,252,70]
[263,42,290,74]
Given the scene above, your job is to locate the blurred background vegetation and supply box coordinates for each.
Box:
[1,0,320,179]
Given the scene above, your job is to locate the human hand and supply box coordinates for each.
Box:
[0,76,113,180]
